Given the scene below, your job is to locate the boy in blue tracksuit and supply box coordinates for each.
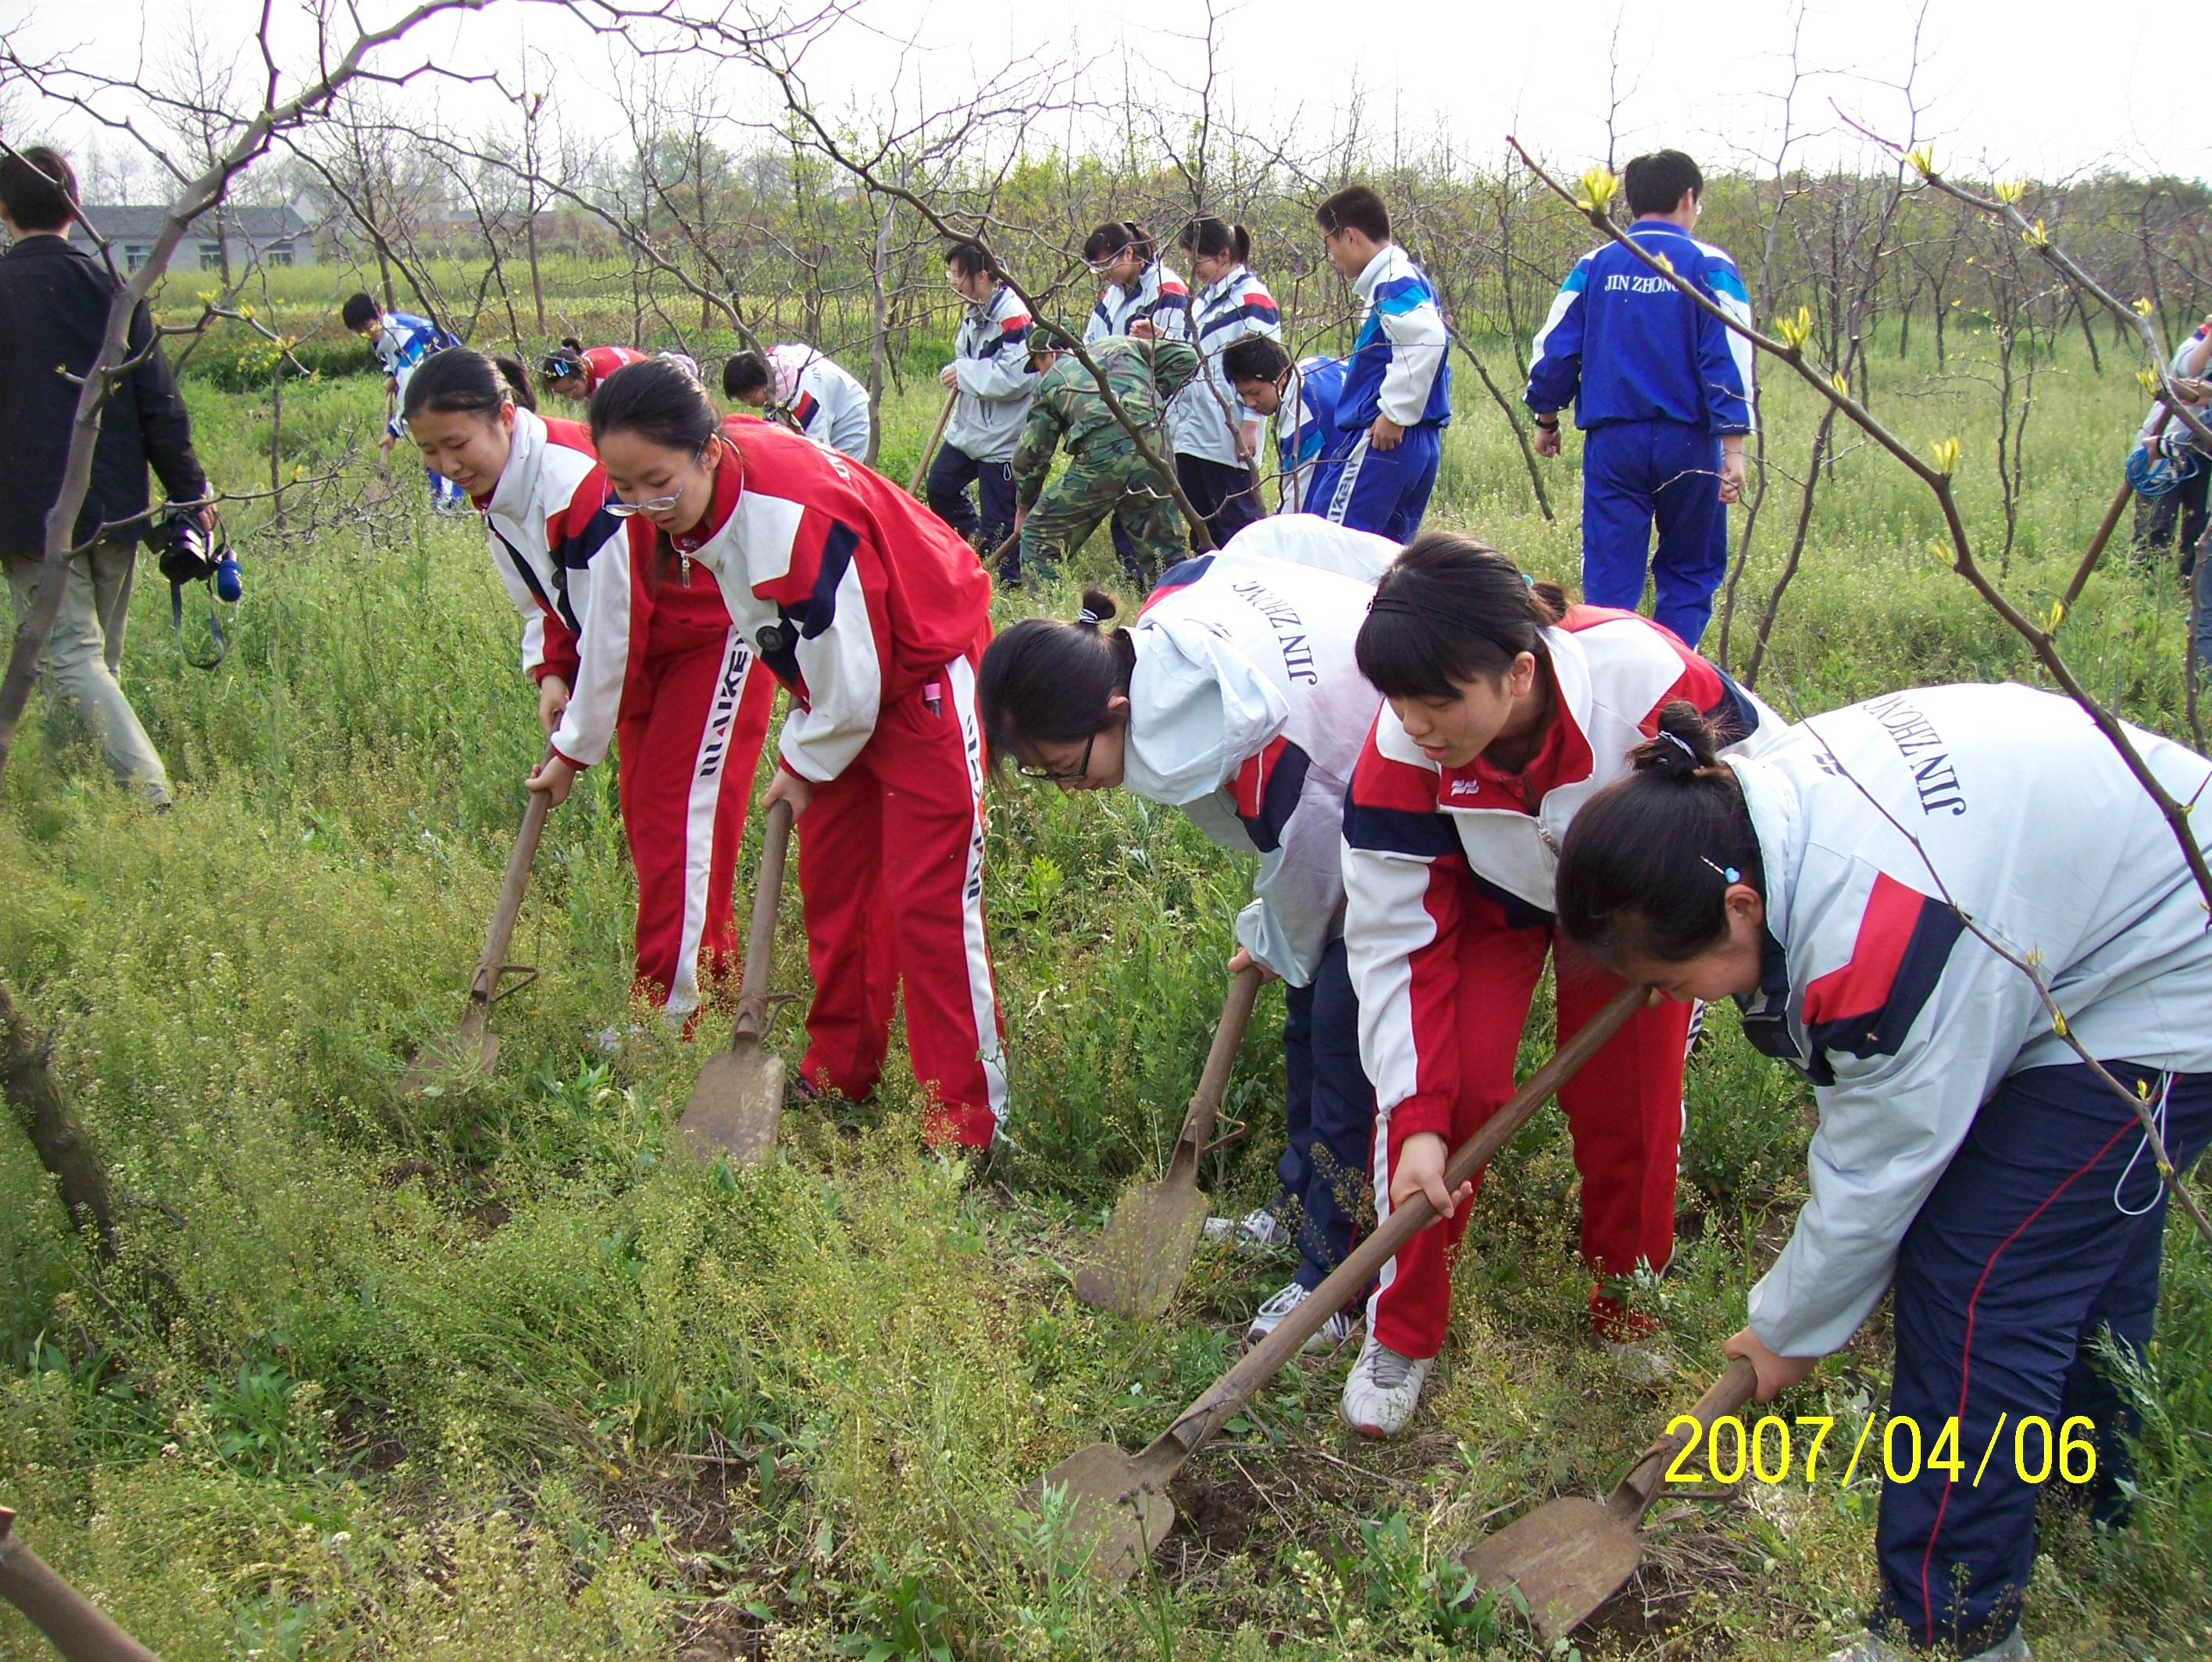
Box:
[1223,336,1347,514]
[1308,187,1450,541]
[342,291,465,508]
[1525,150,1754,649]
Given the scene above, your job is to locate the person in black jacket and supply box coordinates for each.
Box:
[0,145,211,804]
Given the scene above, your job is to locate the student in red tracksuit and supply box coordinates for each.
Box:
[517,361,778,1022]
[1336,532,1786,1437]
[572,359,1008,1145]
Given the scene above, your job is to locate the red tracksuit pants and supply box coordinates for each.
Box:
[614,615,776,1018]
[794,638,1008,1147]
[1368,895,1691,1358]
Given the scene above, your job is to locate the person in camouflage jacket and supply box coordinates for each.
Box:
[1010,333,1201,586]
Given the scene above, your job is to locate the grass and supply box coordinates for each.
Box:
[1,317,2208,1660]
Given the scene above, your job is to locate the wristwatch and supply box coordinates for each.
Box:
[1532,414,1560,430]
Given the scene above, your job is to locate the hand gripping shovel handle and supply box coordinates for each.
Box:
[468,747,557,1008]
[0,1508,162,1662]
[1165,966,1264,1183]
[908,390,958,498]
[1607,1354,1761,1524]
[1157,981,1650,1462]
[730,798,794,1047]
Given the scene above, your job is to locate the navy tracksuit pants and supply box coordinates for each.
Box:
[1579,416,1728,648]
[926,444,1017,578]
[1278,936,1378,1298]
[1872,1061,2212,1653]
[1310,423,1442,543]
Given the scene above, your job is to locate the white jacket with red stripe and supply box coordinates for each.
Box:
[1341,608,1786,1140]
[477,408,626,745]
[1724,683,2212,1357]
[768,344,873,459]
[1124,519,1397,986]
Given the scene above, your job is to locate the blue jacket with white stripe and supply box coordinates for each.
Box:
[1278,355,1346,512]
[1337,245,1451,433]
[1524,219,1754,435]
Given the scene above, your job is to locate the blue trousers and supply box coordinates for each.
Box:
[426,466,465,508]
[926,444,1016,577]
[1310,423,1440,543]
[1278,936,1378,1297]
[1872,1061,2212,1653]
[1579,418,1728,649]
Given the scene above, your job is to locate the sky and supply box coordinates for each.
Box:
[5,0,2205,187]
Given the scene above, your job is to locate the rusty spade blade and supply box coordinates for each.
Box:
[405,765,553,1093]
[1461,1355,1759,1641]
[1074,965,1262,1321]
[1028,983,1650,1584]
[678,800,794,1164]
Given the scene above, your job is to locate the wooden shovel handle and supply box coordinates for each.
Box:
[1608,1355,1761,1521]
[908,390,958,497]
[468,748,556,1006]
[1158,981,1650,1459]
[0,1508,162,1662]
[1165,966,1263,1182]
[731,799,794,1044]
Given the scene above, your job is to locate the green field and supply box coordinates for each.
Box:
[1,320,2207,1660]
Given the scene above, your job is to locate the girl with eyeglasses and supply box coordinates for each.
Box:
[977,514,1398,1345]
[541,359,1010,1147]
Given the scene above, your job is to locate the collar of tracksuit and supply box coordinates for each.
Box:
[1350,244,1397,305]
[476,405,550,516]
[672,430,745,556]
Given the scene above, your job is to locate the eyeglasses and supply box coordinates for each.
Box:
[605,448,707,519]
[1016,730,1096,783]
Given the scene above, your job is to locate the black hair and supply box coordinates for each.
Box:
[1315,186,1390,244]
[588,355,720,454]
[1554,702,1762,964]
[1222,336,1291,383]
[1355,533,1567,701]
[0,146,78,233]
[492,354,537,412]
[1179,217,1251,266]
[944,241,993,280]
[722,350,772,398]
[1081,221,1155,266]
[341,291,381,331]
[1623,150,1704,218]
[560,335,585,354]
[402,347,517,423]
[976,588,1137,773]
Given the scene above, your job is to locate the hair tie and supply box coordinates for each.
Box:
[1077,607,1101,626]
[1658,729,1699,765]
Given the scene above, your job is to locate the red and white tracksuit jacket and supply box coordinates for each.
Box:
[1341,608,1786,1352]
[474,408,616,693]
[1129,520,1395,983]
[665,418,1007,1144]
[577,344,651,394]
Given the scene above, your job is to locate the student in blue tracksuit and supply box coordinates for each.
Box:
[1224,337,1347,515]
[1525,150,1755,650]
[343,291,465,508]
[1306,187,1450,541]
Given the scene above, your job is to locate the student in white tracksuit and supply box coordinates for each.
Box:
[977,514,1397,1347]
[928,241,1037,576]
[1168,218,1282,548]
[1553,684,2212,1662]
[722,344,874,460]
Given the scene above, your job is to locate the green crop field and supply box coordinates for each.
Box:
[1,317,2207,1661]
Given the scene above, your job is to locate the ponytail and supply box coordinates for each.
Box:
[1083,220,1156,268]
[1554,702,1762,965]
[491,353,538,412]
[976,588,1136,772]
[1179,216,1252,267]
[1355,532,1566,701]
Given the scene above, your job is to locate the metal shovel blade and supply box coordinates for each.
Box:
[1021,1443,1178,1584]
[678,1038,784,1165]
[1072,1178,1210,1321]
[401,1013,499,1094]
[1461,1496,1642,1642]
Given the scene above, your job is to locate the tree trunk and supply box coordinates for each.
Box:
[1,982,114,1257]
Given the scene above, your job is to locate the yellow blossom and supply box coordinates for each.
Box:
[1929,437,1960,476]
[1576,166,1620,214]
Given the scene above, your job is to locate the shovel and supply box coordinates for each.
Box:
[908,389,958,498]
[1074,965,1262,1320]
[0,1506,162,1661]
[405,760,552,1090]
[1024,980,1649,1584]
[1461,1355,1759,1640]
[676,798,795,1164]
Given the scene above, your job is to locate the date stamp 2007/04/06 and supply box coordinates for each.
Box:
[1662,1412,2100,1489]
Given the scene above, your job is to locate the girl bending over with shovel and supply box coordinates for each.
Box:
[979,513,1399,1346]
[1554,690,2212,1662]
[561,359,1010,1147]
[1339,533,1786,1436]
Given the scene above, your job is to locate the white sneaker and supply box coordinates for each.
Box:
[1825,1629,2028,1662]
[1246,1281,1355,1353]
[1606,1340,1675,1384]
[1340,1333,1432,1439]
[1203,1209,1289,1250]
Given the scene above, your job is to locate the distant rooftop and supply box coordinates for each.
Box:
[70,204,314,242]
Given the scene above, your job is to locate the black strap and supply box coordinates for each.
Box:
[169,575,226,670]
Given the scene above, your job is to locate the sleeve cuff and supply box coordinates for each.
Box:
[550,747,586,772]
[1385,1090,1454,1143]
